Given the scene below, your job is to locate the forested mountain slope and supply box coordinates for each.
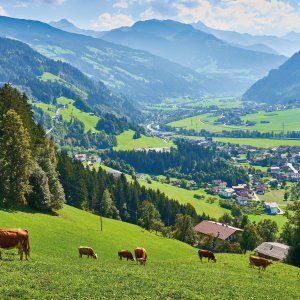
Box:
[101,19,286,94]
[243,51,300,103]
[0,37,139,120]
[0,16,209,103]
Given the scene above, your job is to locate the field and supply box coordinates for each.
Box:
[114,130,174,151]
[168,108,300,133]
[35,97,100,132]
[135,177,287,230]
[214,137,300,148]
[0,205,299,299]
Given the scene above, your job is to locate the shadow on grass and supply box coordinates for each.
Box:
[0,206,59,216]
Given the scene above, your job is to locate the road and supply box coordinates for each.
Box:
[46,108,60,136]
[287,162,298,174]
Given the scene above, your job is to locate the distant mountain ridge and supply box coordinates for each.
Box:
[243,51,300,103]
[0,16,212,103]
[192,21,300,57]
[100,19,286,94]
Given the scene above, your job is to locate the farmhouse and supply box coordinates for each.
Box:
[220,188,235,198]
[265,202,279,215]
[254,242,290,261]
[194,220,243,243]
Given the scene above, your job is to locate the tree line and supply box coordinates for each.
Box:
[0,84,65,210]
[104,141,249,186]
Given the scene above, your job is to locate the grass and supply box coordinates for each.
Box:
[0,205,299,299]
[258,189,288,206]
[35,97,100,133]
[114,130,174,151]
[214,137,300,148]
[168,108,300,134]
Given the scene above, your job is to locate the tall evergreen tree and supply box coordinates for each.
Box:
[0,109,32,206]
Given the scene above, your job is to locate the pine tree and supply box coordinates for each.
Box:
[0,109,32,207]
[174,214,196,245]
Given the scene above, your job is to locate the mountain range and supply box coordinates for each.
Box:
[192,21,300,57]
[50,18,286,97]
[243,50,300,104]
[0,16,211,103]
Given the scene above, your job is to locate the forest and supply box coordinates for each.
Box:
[104,141,249,186]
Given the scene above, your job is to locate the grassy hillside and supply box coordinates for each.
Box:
[114,130,174,151]
[0,205,299,299]
[35,97,100,132]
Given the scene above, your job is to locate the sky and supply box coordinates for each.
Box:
[1,0,300,35]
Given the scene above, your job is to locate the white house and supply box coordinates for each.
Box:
[265,202,279,215]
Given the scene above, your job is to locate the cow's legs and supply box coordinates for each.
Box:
[0,250,2,260]
[19,248,23,261]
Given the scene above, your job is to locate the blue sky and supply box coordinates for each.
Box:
[1,0,300,35]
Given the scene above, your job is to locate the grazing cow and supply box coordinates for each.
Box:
[137,258,146,266]
[198,250,216,263]
[118,250,135,261]
[78,246,97,259]
[0,228,30,261]
[134,247,147,265]
[249,256,272,271]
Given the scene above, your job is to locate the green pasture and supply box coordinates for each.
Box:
[114,130,174,151]
[214,137,300,148]
[35,97,100,132]
[0,205,298,299]
[168,108,300,134]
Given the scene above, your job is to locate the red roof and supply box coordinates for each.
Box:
[194,220,243,240]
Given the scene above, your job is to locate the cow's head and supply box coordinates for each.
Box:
[93,253,98,259]
[213,258,217,263]
[268,260,272,265]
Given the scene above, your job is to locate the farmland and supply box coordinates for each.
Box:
[0,205,298,299]
[168,108,300,133]
[114,130,174,151]
[213,137,300,147]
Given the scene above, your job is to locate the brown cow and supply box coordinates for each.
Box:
[198,250,216,263]
[0,228,30,261]
[249,255,272,271]
[118,250,135,261]
[134,247,147,265]
[78,246,97,259]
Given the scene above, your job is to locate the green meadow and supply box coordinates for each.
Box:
[114,130,174,151]
[0,205,298,299]
[35,97,100,132]
[213,137,300,148]
[168,108,300,133]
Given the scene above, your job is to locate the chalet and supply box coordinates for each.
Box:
[265,202,279,215]
[220,188,235,198]
[271,166,280,174]
[254,242,290,261]
[194,220,243,244]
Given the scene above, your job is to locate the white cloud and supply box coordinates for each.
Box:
[113,1,129,9]
[42,0,65,4]
[0,5,7,16]
[173,0,300,35]
[91,13,134,30]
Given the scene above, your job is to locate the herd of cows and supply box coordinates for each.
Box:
[0,228,273,271]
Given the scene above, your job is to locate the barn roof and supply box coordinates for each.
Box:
[254,242,290,261]
[194,220,243,240]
